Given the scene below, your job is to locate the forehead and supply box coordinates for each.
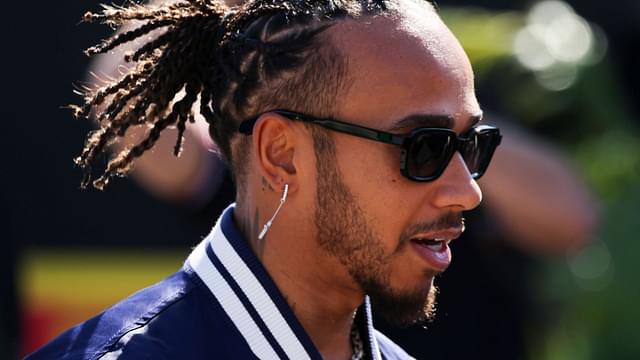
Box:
[327,8,480,132]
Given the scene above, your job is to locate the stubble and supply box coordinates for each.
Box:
[311,128,437,327]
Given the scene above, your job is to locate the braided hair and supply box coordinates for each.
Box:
[72,0,399,190]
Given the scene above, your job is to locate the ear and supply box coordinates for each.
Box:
[252,112,298,192]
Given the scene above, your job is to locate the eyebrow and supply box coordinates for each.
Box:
[387,112,483,133]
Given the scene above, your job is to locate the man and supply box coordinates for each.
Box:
[28,0,501,358]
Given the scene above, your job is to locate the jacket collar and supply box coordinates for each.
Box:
[187,204,381,360]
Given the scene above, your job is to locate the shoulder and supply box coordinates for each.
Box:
[374,329,416,360]
[25,268,231,360]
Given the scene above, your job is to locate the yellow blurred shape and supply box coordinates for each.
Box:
[21,247,186,308]
[20,246,187,353]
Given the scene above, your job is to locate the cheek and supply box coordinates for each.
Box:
[335,136,399,195]
[333,138,416,243]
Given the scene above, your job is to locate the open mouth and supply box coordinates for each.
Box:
[411,238,449,252]
[409,234,456,272]
[406,227,462,271]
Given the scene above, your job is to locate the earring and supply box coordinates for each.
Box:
[258,183,289,240]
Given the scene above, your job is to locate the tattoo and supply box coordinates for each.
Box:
[253,207,260,239]
[250,207,265,258]
[261,176,274,192]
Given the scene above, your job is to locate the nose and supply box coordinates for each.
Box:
[429,152,482,211]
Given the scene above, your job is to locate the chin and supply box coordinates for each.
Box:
[368,277,438,328]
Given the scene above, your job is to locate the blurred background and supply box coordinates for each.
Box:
[3,0,638,359]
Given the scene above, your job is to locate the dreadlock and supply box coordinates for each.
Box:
[73,0,399,190]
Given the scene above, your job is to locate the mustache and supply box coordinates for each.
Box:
[398,212,465,244]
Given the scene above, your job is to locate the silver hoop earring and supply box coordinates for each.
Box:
[258,183,289,240]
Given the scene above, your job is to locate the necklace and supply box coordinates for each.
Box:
[350,322,365,360]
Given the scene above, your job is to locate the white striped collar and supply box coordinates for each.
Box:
[187,204,382,360]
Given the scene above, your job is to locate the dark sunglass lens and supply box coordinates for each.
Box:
[462,129,499,178]
[408,132,454,178]
[461,134,481,173]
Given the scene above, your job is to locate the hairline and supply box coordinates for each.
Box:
[229,1,437,193]
[230,18,355,193]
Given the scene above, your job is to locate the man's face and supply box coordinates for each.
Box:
[312,11,483,326]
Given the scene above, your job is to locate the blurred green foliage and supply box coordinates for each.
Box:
[439,7,523,75]
[442,5,640,359]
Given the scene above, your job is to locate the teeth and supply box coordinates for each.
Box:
[411,237,450,251]
[415,238,442,244]
[412,237,453,246]
[416,238,436,244]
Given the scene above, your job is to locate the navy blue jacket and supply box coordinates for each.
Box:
[27,205,412,359]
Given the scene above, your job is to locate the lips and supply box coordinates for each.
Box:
[409,228,463,272]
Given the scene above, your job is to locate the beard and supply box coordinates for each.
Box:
[311,129,438,328]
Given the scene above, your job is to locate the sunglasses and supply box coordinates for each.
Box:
[238,110,502,182]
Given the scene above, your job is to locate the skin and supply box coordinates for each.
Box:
[234,8,482,360]
[92,0,597,354]
[102,0,596,253]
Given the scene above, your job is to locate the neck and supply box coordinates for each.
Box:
[234,200,363,359]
